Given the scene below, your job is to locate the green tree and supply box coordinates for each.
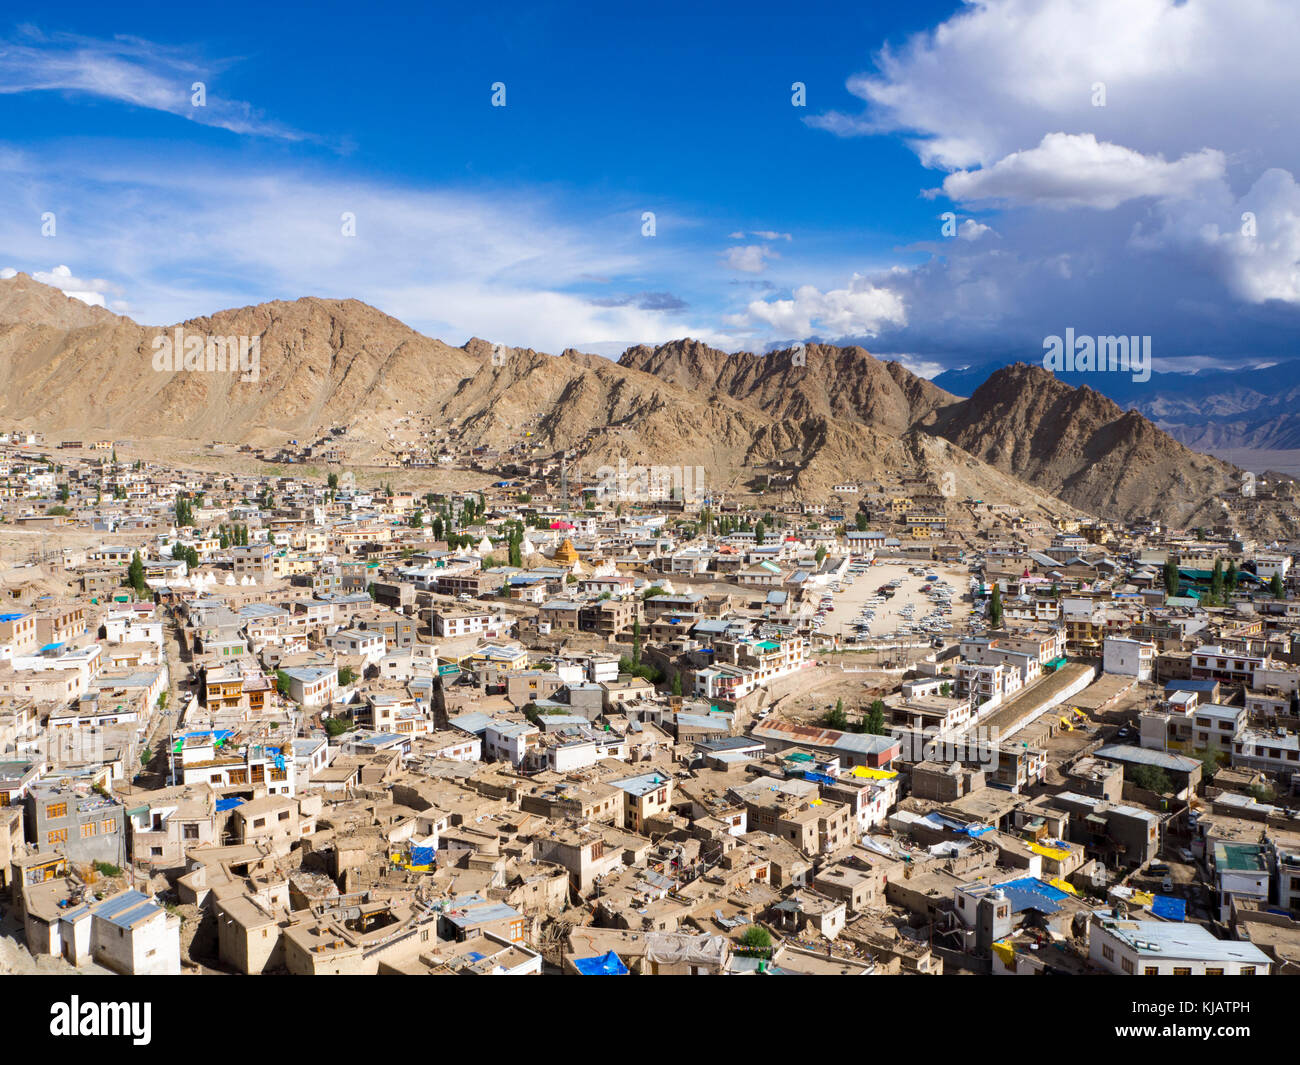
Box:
[671,671,683,697]
[1164,556,1180,597]
[815,546,827,563]
[632,618,642,667]
[755,521,766,546]
[1271,572,1286,599]
[126,550,147,597]
[275,669,292,698]
[740,925,772,951]
[1226,560,1238,591]
[824,703,849,730]
[338,666,356,686]
[865,699,887,735]
[989,584,1003,628]
[1129,764,1172,794]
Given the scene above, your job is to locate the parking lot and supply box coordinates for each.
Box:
[814,560,973,643]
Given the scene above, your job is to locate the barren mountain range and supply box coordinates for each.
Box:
[0,271,1276,532]
[934,356,1300,453]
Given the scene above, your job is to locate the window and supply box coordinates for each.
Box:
[1172,967,1192,976]
[1206,968,1224,976]
[46,802,67,819]
[47,828,68,844]
[1144,966,1159,976]
[252,818,265,829]
[1240,966,1256,976]
[183,823,199,840]
[1102,944,1114,961]
[1121,957,1134,973]
[80,823,96,839]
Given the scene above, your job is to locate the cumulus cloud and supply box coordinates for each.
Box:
[730,276,906,337]
[957,219,994,241]
[1,263,121,308]
[795,0,1300,365]
[1130,167,1300,305]
[936,133,1226,210]
[808,0,1300,172]
[723,245,778,273]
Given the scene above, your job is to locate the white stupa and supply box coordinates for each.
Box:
[478,535,494,555]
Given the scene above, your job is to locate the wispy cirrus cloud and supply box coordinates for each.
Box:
[0,26,315,141]
[0,143,740,351]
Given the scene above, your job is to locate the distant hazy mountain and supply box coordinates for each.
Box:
[932,357,1300,450]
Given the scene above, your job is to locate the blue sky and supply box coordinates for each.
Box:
[2,0,1299,375]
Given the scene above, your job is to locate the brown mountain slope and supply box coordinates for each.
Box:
[0,271,122,330]
[932,362,1242,525]
[619,339,958,435]
[0,283,483,446]
[0,274,1256,529]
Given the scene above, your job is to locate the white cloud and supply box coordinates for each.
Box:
[886,352,947,379]
[730,229,793,242]
[2,263,120,308]
[723,245,778,274]
[957,219,994,241]
[936,133,1225,210]
[1130,167,1300,304]
[730,276,906,337]
[0,28,314,141]
[795,0,1300,361]
[0,150,739,351]
[808,0,1300,172]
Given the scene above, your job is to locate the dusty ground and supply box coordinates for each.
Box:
[761,661,901,720]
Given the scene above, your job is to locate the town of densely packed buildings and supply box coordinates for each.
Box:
[1,429,1298,977]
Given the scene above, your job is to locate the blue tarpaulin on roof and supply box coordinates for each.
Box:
[1150,895,1186,921]
[410,845,436,866]
[573,951,629,975]
[1001,877,1068,901]
[999,885,1061,915]
[216,797,245,811]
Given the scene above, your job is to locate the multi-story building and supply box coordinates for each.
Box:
[1089,914,1270,975]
